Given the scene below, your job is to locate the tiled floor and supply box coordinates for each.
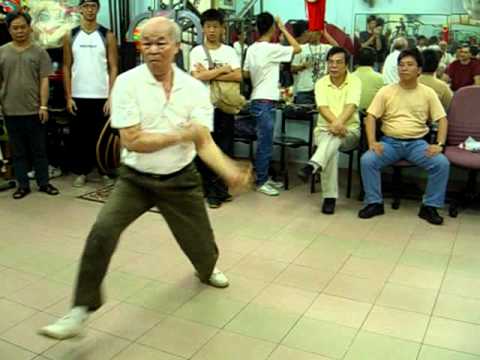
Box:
[1,174,480,359]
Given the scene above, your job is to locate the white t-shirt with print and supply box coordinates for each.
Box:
[292,43,332,93]
[244,42,294,101]
[189,43,240,86]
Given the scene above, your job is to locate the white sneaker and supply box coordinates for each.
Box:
[38,307,88,340]
[256,183,280,196]
[208,268,230,288]
[73,175,87,188]
[266,178,284,190]
[102,175,114,187]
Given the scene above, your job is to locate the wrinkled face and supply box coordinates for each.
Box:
[141,22,179,74]
[8,16,31,43]
[328,52,347,79]
[458,47,472,62]
[203,20,223,44]
[398,55,421,82]
[79,2,98,22]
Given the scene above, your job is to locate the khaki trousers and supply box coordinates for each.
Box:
[73,163,218,311]
[311,129,359,198]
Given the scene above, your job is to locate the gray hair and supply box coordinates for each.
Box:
[393,37,408,51]
[170,20,182,43]
[141,17,182,43]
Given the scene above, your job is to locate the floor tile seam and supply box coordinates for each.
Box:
[416,240,456,359]
[342,230,418,359]
[0,336,40,357]
[130,338,191,359]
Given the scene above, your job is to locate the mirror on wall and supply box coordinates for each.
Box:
[354,14,449,47]
[449,14,480,44]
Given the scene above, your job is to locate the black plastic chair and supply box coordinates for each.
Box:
[273,105,315,190]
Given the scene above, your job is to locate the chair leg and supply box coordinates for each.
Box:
[310,173,316,193]
[346,152,353,199]
[357,149,364,201]
[391,167,402,210]
[284,148,289,190]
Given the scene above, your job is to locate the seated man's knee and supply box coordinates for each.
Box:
[432,153,450,171]
[361,151,377,168]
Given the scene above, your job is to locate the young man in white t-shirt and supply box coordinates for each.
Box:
[244,13,301,196]
[64,0,118,188]
[190,9,241,208]
[292,29,338,104]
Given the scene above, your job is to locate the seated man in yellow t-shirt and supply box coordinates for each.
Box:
[359,48,450,225]
[298,47,361,214]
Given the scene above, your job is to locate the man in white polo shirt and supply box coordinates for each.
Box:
[38,17,237,340]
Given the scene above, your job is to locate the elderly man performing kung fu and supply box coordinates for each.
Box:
[38,16,251,340]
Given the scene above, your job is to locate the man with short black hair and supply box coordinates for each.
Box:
[419,49,453,110]
[359,15,387,68]
[190,9,241,208]
[298,47,361,214]
[0,11,59,199]
[444,44,480,91]
[244,12,301,196]
[64,0,118,188]
[353,47,384,110]
[359,49,450,225]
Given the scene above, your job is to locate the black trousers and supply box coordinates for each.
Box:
[196,108,235,200]
[69,98,108,175]
[5,115,49,189]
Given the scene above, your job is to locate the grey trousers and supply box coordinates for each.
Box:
[73,163,219,311]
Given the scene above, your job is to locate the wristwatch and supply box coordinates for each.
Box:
[436,142,445,149]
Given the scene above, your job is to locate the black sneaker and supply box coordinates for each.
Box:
[207,197,222,209]
[358,203,385,219]
[297,164,315,183]
[418,205,444,225]
[219,192,233,202]
[322,198,336,215]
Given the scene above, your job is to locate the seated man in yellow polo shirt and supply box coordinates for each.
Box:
[298,47,361,214]
[359,48,450,225]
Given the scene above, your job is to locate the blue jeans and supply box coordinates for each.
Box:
[250,100,276,186]
[361,136,450,208]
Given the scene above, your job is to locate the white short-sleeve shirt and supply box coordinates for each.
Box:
[189,43,240,87]
[111,64,213,175]
[244,42,294,101]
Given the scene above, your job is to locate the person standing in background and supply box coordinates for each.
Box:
[0,11,59,199]
[244,13,301,196]
[63,0,118,188]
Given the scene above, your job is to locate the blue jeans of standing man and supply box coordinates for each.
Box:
[250,100,276,186]
[361,136,450,208]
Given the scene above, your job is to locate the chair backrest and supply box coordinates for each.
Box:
[447,85,480,146]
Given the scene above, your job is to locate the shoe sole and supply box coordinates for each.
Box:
[37,327,86,340]
[359,210,385,219]
[418,213,443,225]
[258,191,280,196]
